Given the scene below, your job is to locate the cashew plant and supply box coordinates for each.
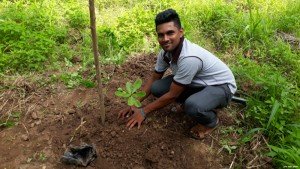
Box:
[115,79,146,107]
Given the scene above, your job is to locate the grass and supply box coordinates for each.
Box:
[0,0,299,167]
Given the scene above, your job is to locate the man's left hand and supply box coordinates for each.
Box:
[126,107,145,130]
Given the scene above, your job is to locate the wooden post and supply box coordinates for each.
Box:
[88,0,105,124]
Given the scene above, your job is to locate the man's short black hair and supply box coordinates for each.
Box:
[155,9,182,29]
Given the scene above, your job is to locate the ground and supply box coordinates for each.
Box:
[0,54,270,169]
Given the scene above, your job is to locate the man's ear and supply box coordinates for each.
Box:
[179,28,184,38]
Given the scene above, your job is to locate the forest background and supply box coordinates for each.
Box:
[0,0,299,167]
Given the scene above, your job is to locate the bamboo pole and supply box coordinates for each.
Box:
[88,0,105,124]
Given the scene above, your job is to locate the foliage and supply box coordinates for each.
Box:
[182,0,299,166]
[56,72,94,89]
[115,79,146,107]
[66,6,89,29]
[0,0,299,167]
[0,0,68,72]
[0,112,20,128]
[233,55,299,166]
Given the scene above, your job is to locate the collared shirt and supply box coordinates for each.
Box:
[155,38,237,94]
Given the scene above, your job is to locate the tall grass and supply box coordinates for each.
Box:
[183,0,300,166]
[0,0,299,167]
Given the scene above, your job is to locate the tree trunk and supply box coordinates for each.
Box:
[88,0,105,124]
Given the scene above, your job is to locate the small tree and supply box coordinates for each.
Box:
[89,0,105,123]
[115,79,146,107]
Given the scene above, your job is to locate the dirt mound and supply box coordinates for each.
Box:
[0,54,241,169]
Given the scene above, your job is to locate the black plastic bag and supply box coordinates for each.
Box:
[61,144,97,167]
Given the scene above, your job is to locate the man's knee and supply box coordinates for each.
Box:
[150,75,173,98]
[184,96,211,116]
[184,98,199,117]
[150,80,164,97]
[184,98,217,126]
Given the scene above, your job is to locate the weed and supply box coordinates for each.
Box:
[27,151,47,163]
[0,112,20,128]
[38,152,47,162]
[58,72,95,89]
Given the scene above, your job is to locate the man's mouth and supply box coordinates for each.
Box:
[163,43,171,47]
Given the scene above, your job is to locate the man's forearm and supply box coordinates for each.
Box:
[139,72,164,102]
[143,92,176,115]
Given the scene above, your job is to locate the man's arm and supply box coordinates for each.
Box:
[143,82,185,114]
[118,71,163,119]
[126,81,185,129]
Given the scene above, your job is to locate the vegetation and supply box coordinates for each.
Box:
[115,79,146,107]
[0,0,299,167]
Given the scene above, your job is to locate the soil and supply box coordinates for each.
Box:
[0,54,254,169]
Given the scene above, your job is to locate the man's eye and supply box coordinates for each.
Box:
[167,31,175,35]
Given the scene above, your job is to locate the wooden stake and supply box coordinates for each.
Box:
[88,0,105,124]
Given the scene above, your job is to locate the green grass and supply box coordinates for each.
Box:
[0,0,299,167]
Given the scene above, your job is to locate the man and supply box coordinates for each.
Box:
[118,9,236,139]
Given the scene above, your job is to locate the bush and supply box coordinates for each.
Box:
[0,1,67,72]
[0,0,299,166]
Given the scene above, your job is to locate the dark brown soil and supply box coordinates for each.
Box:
[0,54,251,169]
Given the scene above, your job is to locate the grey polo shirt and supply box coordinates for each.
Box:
[155,39,237,94]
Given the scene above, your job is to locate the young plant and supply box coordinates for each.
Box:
[0,112,20,128]
[115,79,146,107]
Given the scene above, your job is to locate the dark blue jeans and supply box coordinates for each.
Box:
[150,75,232,128]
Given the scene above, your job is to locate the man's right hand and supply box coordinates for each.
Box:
[118,106,134,119]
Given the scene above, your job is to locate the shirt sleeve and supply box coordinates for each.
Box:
[155,50,169,73]
[173,57,203,85]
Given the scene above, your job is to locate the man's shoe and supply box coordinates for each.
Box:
[189,118,219,140]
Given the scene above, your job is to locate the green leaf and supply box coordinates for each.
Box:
[127,96,142,107]
[127,96,135,106]
[132,79,142,93]
[126,82,132,94]
[115,89,131,98]
[11,112,20,119]
[123,92,131,98]
[268,145,300,165]
[223,145,232,154]
[81,80,95,88]
[0,121,15,128]
[133,100,142,107]
[115,90,124,97]
[267,100,280,129]
[240,135,251,144]
[266,151,277,157]
[132,91,146,98]
[246,128,264,135]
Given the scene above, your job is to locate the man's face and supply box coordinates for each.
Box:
[156,21,183,52]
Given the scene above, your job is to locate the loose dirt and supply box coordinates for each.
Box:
[0,54,249,169]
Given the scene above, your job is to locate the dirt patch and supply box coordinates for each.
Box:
[0,54,262,168]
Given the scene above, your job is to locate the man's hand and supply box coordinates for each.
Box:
[118,106,134,119]
[126,107,145,130]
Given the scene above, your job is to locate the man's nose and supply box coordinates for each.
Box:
[162,35,170,42]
